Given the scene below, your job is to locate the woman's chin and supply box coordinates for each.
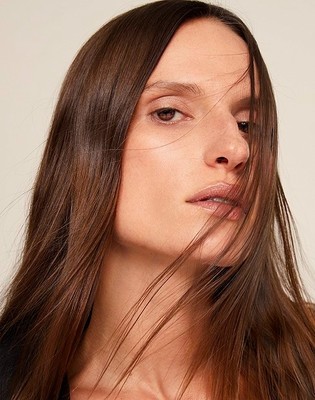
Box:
[188,236,246,269]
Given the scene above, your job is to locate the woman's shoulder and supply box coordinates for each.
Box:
[0,332,70,400]
[0,334,19,399]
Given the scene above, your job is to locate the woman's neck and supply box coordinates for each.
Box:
[69,243,209,398]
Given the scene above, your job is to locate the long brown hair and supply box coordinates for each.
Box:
[1,1,314,399]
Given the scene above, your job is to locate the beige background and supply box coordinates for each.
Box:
[1,0,314,299]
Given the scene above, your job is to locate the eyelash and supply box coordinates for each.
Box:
[151,107,252,133]
[150,107,187,124]
[237,121,250,134]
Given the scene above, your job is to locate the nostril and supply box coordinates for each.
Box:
[216,156,228,164]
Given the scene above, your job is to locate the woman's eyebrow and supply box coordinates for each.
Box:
[233,96,258,111]
[143,80,205,96]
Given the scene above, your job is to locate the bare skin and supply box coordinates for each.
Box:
[69,18,252,399]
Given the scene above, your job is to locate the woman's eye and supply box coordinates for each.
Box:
[237,121,250,134]
[152,108,184,123]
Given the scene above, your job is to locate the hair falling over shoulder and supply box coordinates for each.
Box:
[1,1,314,399]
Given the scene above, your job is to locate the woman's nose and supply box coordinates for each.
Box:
[203,118,250,172]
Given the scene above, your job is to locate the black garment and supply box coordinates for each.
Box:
[0,339,70,399]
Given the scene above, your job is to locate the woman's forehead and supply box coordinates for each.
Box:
[147,18,250,91]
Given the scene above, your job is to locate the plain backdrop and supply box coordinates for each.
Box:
[1,0,314,299]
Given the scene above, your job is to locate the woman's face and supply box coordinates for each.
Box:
[114,18,255,267]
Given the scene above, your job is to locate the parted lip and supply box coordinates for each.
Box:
[186,182,244,211]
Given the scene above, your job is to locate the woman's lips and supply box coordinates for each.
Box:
[186,183,245,221]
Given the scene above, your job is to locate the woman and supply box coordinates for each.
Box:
[1,0,314,399]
